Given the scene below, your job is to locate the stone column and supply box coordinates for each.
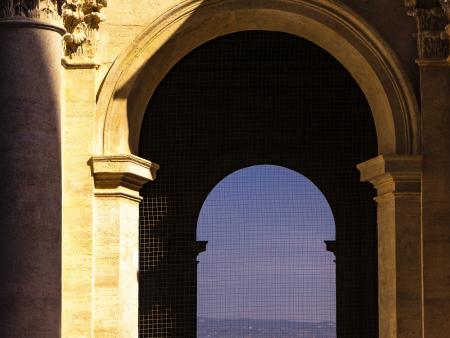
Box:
[0,17,65,337]
[358,155,423,338]
[91,155,159,337]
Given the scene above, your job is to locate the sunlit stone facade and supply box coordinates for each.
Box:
[0,0,449,337]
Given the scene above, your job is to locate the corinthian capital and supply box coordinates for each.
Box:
[0,1,107,60]
[405,0,450,60]
[441,0,450,52]
[58,0,107,59]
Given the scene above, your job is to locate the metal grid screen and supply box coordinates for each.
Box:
[138,31,378,337]
[197,165,336,337]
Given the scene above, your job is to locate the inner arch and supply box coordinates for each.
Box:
[138,30,378,337]
[197,165,336,337]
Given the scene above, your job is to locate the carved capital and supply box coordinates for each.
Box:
[91,154,159,202]
[0,1,107,60]
[405,0,450,60]
[58,0,107,59]
[441,0,450,56]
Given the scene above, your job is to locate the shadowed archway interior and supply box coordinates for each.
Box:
[138,31,378,337]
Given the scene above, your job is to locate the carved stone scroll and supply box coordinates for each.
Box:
[405,0,450,60]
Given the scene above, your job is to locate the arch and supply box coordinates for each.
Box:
[196,164,337,336]
[95,0,420,156]
[136,29,380,336]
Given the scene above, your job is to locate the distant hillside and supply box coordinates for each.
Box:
[197,317,336,337]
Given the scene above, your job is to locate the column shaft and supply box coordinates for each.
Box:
[0,18,64,337]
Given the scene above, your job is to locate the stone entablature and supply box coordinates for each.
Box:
[0,0,107,60]
[405,0,450,61]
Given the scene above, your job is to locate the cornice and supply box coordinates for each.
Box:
[61,57,99,69]
[91,154,160,202]
[357,155,422,197]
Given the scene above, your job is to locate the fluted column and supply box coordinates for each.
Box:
[0,17,65,337]
[358,155,423,338]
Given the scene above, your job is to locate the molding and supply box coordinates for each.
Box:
[91,154,159,202]
[324,240,337,262]
[193,241,208,255]
[61,57,99,69]
[0,16,65,34]
[357,155,422,198]
[415,57,450,65]
[405,0,450,61]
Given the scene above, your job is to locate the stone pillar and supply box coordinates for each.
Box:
[404,2,450,336]
[62,61,98,337]
[358,155,423,338]
[0,17,65,337]
[417,60,450,338]
[91,155,159,337]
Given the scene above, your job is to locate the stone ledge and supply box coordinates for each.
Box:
[357,155,422,196]
[416,58,450,65]
[91,154,159,201]
[62,58,100,69]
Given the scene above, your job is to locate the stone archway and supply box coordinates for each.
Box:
[95,0,420,156]
[91,1,423,337]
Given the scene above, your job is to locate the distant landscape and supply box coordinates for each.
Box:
[197,318,336,338]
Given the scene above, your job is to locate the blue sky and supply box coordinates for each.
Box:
[197,165,336,323]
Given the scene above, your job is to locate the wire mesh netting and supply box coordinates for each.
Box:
[138,31,378,337]
[197,165,336,337]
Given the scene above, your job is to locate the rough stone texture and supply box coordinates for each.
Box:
[0,18,64,337]
[420,62,450,338]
